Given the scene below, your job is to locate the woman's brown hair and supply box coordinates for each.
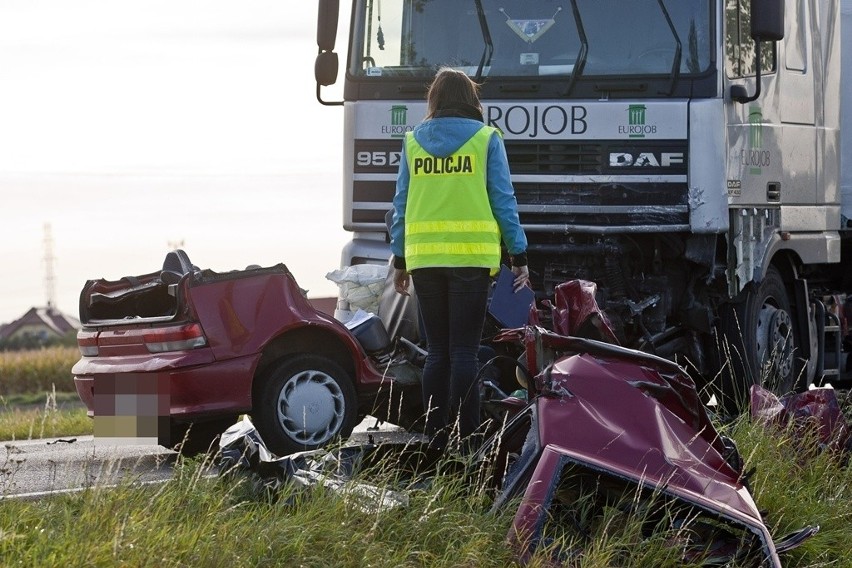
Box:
[425,67,483,120]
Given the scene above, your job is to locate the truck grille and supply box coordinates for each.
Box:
[505,141,603,174]
[350,139,689,230]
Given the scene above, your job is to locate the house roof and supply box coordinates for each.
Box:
[0,306,80,341]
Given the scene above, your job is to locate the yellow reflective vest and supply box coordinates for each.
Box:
[403,125,501,271]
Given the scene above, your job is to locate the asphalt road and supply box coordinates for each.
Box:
[0,435,177,500]
[0,417,413,501]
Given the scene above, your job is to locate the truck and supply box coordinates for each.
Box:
[314,0,852,410]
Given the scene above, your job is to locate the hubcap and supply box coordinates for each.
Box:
[755,303,794,380]
[276,369,346,446]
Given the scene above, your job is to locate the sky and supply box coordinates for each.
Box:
[0,0,350,325]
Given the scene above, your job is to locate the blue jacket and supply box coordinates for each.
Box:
[390,117,527,265]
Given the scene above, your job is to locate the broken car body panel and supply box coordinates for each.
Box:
[493,332,779,565]
[750,384,852,454]
[484,280,813,565]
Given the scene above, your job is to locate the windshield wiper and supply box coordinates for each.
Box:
[473,0,493,83]
[657,0,682,95]
[562,0,588,97]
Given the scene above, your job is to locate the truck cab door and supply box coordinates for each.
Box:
[778,0,817,205]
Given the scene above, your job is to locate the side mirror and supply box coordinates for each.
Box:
[315,51,339,87]
[731,0,784,104]
[317,0,340,52]
[750,0,784,41]
[315,0,343,105]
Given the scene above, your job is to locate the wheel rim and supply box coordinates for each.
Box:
[276,369,346,446]
[755,302,794,380]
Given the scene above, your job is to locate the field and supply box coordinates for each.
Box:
[0,346,91,440]
[1,347,851,566]
[0,346,79,396]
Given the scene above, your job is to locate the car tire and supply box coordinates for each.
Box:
[254,354,358,456]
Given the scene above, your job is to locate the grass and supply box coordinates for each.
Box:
[0,453,519,567]
[0,346,79,396]
[724,417,852,567]
[0,347,90,441]
[0,387,92,441]
[1,348,851,565]
[0,415,849,567]
[1,390,81,407]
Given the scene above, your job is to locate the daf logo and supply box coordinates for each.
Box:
[609,152,684,167]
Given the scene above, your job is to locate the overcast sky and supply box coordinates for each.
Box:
[0,1,351,324]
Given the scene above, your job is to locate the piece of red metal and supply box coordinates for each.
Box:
[491,281,808,566]
[751,384,852,455]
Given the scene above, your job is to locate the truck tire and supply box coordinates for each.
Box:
[717,266,800,413]
[254,354,358,456]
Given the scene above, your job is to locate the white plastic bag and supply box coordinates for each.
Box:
[325,264,389,314]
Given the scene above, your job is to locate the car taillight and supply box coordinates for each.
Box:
[78,331,99,357]
[143,323,207,353]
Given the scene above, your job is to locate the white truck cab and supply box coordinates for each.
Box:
[316,0,852,410]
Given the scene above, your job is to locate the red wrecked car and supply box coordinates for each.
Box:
[216,279,819,566]
[72,250,430,454]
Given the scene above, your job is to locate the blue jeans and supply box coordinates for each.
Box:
[411,267,490,447]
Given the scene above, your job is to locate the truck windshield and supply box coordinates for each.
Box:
[350,0,712,80]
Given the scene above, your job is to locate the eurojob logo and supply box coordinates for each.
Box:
[748,107,764,174]
[741,106,769,175]
[383,105,414,138]
[619,104,657,138]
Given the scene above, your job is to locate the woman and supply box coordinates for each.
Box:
[390,67,529,451]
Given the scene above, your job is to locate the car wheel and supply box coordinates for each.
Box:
[254,354,357,456]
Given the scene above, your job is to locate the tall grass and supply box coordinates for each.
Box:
[0,387,91,441]
[0,344,89,440]
[724,416,852,567]
[0,453,519,567]
[1,345,850,564]
[1,417,850,567]
[0,346,79,395]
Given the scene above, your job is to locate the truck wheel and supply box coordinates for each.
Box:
[717,266,799,412]
[254,354,358,456]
